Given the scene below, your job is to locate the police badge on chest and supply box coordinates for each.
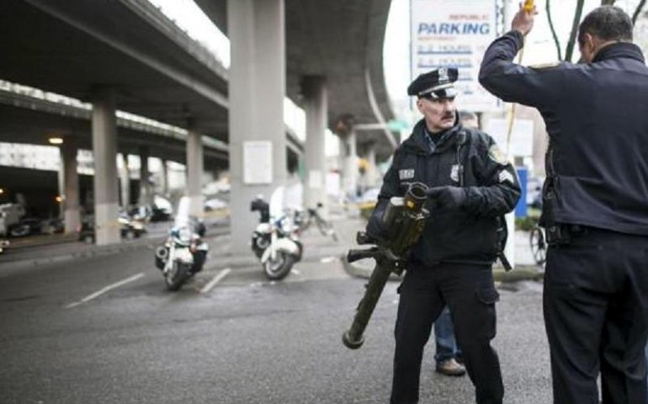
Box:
[450,164,461,183]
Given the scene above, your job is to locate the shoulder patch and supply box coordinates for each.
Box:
[488,144,509,165]
[529,61,561,70]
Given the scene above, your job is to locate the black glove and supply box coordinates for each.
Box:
[427,186,467,210]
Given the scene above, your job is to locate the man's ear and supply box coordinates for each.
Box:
[416,98,424,114]
[580,32,595,58]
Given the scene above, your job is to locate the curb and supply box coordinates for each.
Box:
[0,227,231,271]
[0,240,162,271]
[341,255,544,283]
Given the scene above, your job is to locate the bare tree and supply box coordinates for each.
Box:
[601,0,616,5]
[546,0,563,60]
[565,0,586,62]
[633,0,647,24]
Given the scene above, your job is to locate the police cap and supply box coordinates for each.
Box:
[407,67,458,99]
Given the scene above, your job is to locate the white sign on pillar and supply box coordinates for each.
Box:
[308,170,323,189]
[411,0,498,112]
[243,141,273,184]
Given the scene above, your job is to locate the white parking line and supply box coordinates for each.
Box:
[65,273,145,309]
[200,268,231,294]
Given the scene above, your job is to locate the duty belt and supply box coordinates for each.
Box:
[545,224,589,246]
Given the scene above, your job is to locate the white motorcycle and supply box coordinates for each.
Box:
[250,190,302,281]
[154,198,208,291]
[0,239,9,254]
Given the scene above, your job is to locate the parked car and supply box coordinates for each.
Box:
[204,197,228,211]
[150,196,173,222]
[77,215,147,244]
[8,217,43,237]
[41,217,64,235]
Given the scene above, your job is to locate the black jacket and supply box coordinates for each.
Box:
[368,119,521,266]
[480,31,648,236]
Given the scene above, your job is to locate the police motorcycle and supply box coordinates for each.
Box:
[154,197,208,291]
[250,187,303,281]
[0,239,9,254]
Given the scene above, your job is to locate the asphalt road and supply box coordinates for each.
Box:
[0,233,552,404]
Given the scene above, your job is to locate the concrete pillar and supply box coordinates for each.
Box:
[57,158,64,218]
[160,159,169,196]
[228,0,286,253]
[138,146,152,207]
[302,76,328,216]
[92,88,120,245]
[186,129,204,216]
[340,131,358,200]
[61,141,80,234]
[119,153,130,209]
[365,144,380,188]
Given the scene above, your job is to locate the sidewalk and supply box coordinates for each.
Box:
[0,220,225,270]
[0,211,544,284]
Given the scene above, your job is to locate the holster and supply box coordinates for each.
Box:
[545,225,571,246]
[540,185,572,246]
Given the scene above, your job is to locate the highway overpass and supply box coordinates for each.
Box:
[0,0,396,250]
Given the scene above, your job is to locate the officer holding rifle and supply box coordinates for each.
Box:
[366,67,520,404]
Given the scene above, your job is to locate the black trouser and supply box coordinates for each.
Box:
[191,250,207,274]
[544,227,648,404]
[390,262,503,404]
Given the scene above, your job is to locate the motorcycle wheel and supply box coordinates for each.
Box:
[263,251,295,281]
[165,260,188,291]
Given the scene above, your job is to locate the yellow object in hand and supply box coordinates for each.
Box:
[523,0,534,12]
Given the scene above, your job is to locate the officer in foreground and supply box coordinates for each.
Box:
[479,5,648,404]
[367,67,520,404]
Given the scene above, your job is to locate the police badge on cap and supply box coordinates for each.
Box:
[407,67,459,100]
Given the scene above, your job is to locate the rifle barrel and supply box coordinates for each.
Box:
[342,260,393,349]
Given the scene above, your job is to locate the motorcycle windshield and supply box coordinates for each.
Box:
[173,196,204,238]
[268,181,302,221]
[174,196,191,229]
[268,186,285,221]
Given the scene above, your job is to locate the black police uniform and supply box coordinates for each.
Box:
[480,31,648,404]
[369,69,520,404]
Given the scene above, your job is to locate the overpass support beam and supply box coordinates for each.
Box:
[365,143,380,188]
[119,153,130,208]
[92,88,120,245]
[61,141,80,234]
[138,146,152,207]
[186,129,204,217]
[302,76,328,216]
[228,0,287,253]
[339,131,358,201]
[160,159,169,196]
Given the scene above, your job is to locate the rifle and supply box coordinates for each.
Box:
[342,182,430,350]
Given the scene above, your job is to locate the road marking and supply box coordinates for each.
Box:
[65,273,145,309]
[200,268,231,294]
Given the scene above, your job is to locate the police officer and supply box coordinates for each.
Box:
[479,5,648,404]
[367,67,520,404]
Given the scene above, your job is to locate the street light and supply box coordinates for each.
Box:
[48,137,64,145]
